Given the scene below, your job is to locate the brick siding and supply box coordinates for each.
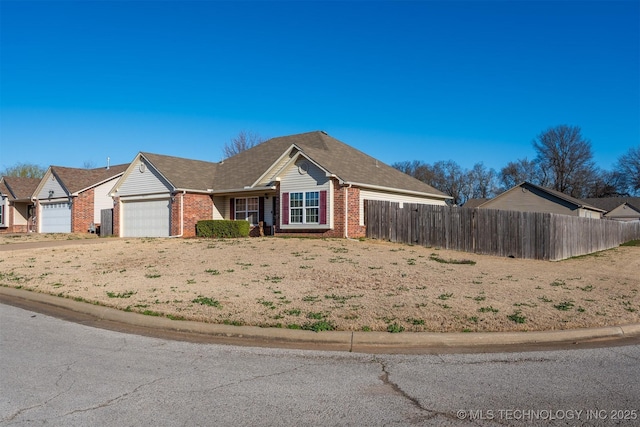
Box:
[72,188,94,233]
[171,193,213,237]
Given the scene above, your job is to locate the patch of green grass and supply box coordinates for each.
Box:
[407,318,425,325]
[141,310,162,317]
[554,301,575,311]
[192,296,221,307]
[205,269,221,275]
[258,299,276,309]
[166,314,186,321]
[106,290,136,298]
[302,295,320,303]
[478,306,499,313]
[437,293,453,300]
[538,296,553,303]
[620,239,640,246]
[145,273,161,279]
[223,319,244,326]
[507,310,526,324]
[266,275,284,283]
[306,311,326,320]
[550,280,566,287]
[285,308,301,316]
[579,285,594,292]
[361,326,371,332]
[287,323,301,330]
[303,320,335,332]
[386,322,405,333]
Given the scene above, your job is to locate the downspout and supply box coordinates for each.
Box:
[169,191,185,238]
[344,185,351,239]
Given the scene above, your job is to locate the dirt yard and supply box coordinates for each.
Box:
[1,233,639,333]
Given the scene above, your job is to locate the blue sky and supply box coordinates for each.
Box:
[1,0,638,174]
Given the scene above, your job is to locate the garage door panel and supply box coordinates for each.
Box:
[41,202,71,233]
[122,199,170,237]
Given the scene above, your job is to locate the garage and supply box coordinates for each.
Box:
[121,199,170,237]
[40,202,72,233]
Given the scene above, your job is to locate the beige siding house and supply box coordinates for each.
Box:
[110,131,451,238]
[0,176,40,233]
[583,197,640,222]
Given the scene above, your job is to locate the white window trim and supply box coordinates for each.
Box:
[289,191,319,225]
[235,197,259,225]
[0,197,7,227]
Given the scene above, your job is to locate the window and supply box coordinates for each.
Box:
[235,197,259,225]
[289,191,319,224]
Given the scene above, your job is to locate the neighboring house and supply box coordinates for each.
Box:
[582,197,640,222]
[473,182,605,218]
[33,164,128,233]
[461,198,489,209]
[109,131,452,238]
[0,176,40,233]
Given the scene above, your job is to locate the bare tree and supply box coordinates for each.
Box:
[467,162,498,199]
[83,160,97,169]
[223,131,266,159]
[533,125,597,198]
[498,158,543,190]
[1,162,46,178]
[616,145,640,196]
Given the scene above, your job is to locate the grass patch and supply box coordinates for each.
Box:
[620,240,640,247]
[192,296,221,307]
[507,310,527,324]
[386,322,405,333]
[106,290,136,298]
[478,306,499,313]
[554,301,575,311]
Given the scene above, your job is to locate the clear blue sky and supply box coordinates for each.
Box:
[1,0,638,174]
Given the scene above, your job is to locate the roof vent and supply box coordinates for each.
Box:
[320,130,327,135]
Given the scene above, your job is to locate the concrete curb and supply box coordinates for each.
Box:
[2,286,639,353]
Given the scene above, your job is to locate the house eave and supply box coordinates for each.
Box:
[344,181,453,200]
[209,185,278,196]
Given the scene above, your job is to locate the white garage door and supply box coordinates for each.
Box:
[41,202,72,233]
[122,199,170,237]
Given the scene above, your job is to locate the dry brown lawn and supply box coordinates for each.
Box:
[1,233,639,333]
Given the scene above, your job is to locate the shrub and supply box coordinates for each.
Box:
[196,220,250,238]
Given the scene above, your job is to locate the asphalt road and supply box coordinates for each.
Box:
[2,303,639,427]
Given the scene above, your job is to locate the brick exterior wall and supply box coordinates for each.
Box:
[113,197,120,236]
[171,193,213,237]
[72,188,94,233]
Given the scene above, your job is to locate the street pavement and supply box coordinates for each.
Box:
[2,302,639,426]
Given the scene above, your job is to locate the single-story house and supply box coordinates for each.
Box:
[472,182,605,218]
[0,176,40,233]
[109,131,452,238]
[33,164,128,233]
[582,197,640,222]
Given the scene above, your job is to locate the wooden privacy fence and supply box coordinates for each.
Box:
[365,201,640,261]
[100,208,114,237]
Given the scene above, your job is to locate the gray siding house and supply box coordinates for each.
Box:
[473,182,605,218]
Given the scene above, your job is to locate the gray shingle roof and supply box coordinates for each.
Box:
[0,176,41,201]
[140,153,219,191]
[51,164,129,194]
[581,197,640,212]
[215,131,450,197]
[138,131,450,198]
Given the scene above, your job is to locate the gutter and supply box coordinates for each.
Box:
[338,181,452,200]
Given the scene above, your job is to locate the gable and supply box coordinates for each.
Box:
[605,203,640,220]
[114,158,173,197]
[483,185,578,215]
[36,172,68,200]
[280,158,330,193]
